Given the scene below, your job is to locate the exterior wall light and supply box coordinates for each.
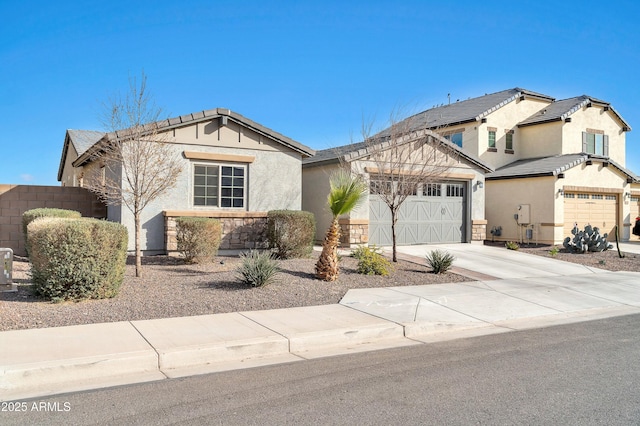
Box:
[558,188,564,196]
[477,181,484,189]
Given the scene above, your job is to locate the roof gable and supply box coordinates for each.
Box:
[303,129,493,173]
[518,95,631,131]
[70,108,315,170]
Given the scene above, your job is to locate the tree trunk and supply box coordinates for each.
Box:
[315,218,341,281]
[391,210,398,262]
[134,210,142,277]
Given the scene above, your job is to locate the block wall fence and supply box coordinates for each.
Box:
[0,185,107,256]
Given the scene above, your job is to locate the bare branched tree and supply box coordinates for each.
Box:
[84,72,182,277]
[357,112,459,262]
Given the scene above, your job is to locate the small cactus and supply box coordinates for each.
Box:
[563,225,613,253]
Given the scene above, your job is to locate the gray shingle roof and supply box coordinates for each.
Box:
[375,87,555,136]
[72,108,315,168]
[303,130,493,173]
[518,95,631,130]
[67,129,106,156]
[486,153,638,181]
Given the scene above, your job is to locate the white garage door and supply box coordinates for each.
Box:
[369,182,466,246]
[563,192,617,238]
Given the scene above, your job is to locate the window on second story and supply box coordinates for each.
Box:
[444,132,463,148]
[488,130,496,149]
[505,132,514,151]
[582,131,609,157]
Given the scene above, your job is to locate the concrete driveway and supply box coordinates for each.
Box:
[390,243,608,279]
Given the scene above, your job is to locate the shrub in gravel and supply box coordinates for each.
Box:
[267,210,316,259]
[22,208,81,254]
[236,250,280,287]
[505,241,520,250]
[28,217,128,302]
[425,249,455,274]
[351,245,391,276]
[176,217,222,264]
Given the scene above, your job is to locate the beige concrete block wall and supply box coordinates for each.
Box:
[0,185,107,255]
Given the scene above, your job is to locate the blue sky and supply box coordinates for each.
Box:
[1,0,639,185]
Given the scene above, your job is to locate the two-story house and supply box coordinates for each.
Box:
[368,88,638,245]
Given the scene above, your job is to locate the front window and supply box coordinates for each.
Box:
[193,164,245,208]
[444,132,463,147]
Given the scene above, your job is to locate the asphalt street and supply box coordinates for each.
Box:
[3,313,639,425]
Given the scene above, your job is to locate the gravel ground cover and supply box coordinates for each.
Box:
[3,243,638,332]
[1,253,470,331]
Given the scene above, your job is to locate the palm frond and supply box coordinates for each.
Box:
[327,170,367,218]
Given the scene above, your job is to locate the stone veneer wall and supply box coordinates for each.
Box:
[0,185,106,256]
[471,220,487,242]
[338,218,369,247]
[164,211,269,252]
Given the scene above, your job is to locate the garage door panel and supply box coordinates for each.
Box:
[369,182,466,246]
[564,192,617,238]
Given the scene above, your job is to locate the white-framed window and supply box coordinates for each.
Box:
[446,183,464,197]
[582,131,608,156]
[193,163,246,208]
[423,183,442,197]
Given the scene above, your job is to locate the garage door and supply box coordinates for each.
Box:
[369,182,466,246]
[563,192,617,238]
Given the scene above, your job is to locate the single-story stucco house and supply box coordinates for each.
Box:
[58,108,315,254]
[302,129,493,247]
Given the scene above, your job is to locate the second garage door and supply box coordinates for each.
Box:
[369,181,466,246]
[563,192,618,238]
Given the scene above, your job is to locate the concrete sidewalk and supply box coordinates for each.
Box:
[2,270,639,402]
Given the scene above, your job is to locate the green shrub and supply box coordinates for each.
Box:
[425,249,455,274]
[267,210,316,259]
[22,208,81,254]
[505,241,520,251]
[236,250,280,287]
[176,217,222,264]
[352,245,391,276]
[28,217,128,302]
[549,246,559,257]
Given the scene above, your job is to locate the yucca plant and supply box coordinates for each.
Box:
[236,250,280,287]
[425,249,455,274]
[315,170,368,281]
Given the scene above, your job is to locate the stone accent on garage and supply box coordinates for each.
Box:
[471,219,487,242]
[338,218,369,247]
[164,210,269,252]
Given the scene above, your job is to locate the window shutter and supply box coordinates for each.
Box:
[582,132,587,153]
[603,135,609,157]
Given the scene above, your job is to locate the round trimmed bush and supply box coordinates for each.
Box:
[175,217,222,264]
[28,217,128,302]
[22,208,81,254]
[267,210,316,259]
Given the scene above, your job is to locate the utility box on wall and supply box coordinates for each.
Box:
[516,204,531,225]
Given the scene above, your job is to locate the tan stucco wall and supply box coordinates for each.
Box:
[487,162,633,245]
[301,162,341,243]
[478,97,551,168]
[486,176,557,244]
[560,105,627,165]
[60,143,81,187]
[519,121,564,159]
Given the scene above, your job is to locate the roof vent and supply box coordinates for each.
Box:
[541,109,547,115]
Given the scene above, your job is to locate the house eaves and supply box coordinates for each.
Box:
[518,95,632,131]
[303,129,494,173]
[486,153,638,182]
[73,108,315,168]
[58,129,107,181]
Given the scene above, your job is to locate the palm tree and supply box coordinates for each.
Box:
[315,170,368,281]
